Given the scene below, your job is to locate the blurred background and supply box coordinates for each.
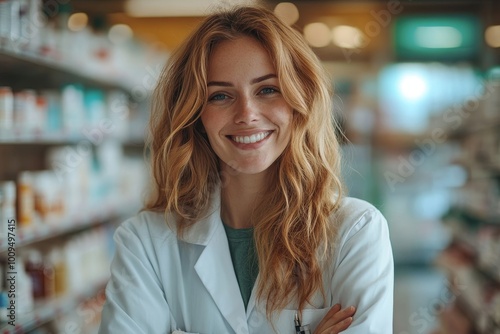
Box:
[0,0,499,333]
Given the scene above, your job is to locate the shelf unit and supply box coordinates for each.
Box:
[0,131,144,146]
[433,76,500,334]
[0,278,109,334]
[0,12,150,332]
[0,46,135,92]
[435,242,500,334]
[0,198,140,253]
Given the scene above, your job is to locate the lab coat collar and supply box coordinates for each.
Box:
[195,222,250,334]
[180,185,222,246]
[182,185,251,333]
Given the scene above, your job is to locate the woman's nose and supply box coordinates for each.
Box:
[234,97,259,124]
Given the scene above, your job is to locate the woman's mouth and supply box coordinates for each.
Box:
[229,131,272,144]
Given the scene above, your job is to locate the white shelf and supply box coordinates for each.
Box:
[0,278,108,334]
[0,46,135,93]
[0,30,149,334]
[0,131,144,145]
[0,198,140,252]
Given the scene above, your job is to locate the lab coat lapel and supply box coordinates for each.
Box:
[245,274,259,318]
[194,221,249,334]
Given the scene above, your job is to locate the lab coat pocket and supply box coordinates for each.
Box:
[274,307,330,333]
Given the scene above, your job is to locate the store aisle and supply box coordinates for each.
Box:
[394,265,447,334]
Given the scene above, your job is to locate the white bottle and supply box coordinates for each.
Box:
[16,260,34,314]
[0,181,16,241]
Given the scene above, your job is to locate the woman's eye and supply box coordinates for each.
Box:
[209,93,228,101]
[260,87,278,95]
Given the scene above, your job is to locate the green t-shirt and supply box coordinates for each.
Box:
[223,223,259,310]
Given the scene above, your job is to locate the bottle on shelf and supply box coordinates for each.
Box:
[0,181,16,238]
[17,171,34,228]
[16,260,34,314]
[23,248,57,301]
[0,261,7,323]
[48,248,67,297]
[13,89,38,134]
[0,86,14,132]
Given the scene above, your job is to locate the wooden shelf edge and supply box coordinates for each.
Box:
[0,199,141,252]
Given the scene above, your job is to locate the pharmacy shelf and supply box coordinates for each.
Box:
[448,117,500,139]
[453,233,500,285]
[435,248,500,334]
[445,207,500,228]
[450,156,500,176]
[0,46,134,93]
[456,294,500,334]
[0,131,144,145]
[0,198,140,253]
[0,278,108,334]
[445,214,500,285]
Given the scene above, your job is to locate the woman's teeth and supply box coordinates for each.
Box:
[231,131,270,144]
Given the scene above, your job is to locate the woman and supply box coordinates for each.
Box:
[99,5,393,334]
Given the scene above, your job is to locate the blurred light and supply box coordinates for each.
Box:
[108,24,133,44]
[398,74,427,100]
[414,191,450,220]
[331,25,363,49]
[485,25,500,48]
[125,0,257,17]
[68,13,88,32]
[304,22,330,48]
[274,2,299,26]
[435,165,467,188]
[415,26,462,48]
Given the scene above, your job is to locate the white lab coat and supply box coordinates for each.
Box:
[99,188,394,334]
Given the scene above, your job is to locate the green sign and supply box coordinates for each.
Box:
[394,15,481,61]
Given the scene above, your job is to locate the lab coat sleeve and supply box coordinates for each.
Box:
[99,219,173,334]
[331,207,394,333]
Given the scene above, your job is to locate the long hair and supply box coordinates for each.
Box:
[145,5,344,317]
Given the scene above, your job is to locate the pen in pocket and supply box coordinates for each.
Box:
[294,313,311,334]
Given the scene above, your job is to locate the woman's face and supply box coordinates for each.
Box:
[201,36,293,177]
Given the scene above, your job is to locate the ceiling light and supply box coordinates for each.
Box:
[415,26,462,48]
[108,24,133,44]
[68,13,88,32]
[331,25,363,49]
[274,2,299,26]
[304,22,331,48]
[398,74,427,100]
[125,0,258,17]
[485,25,500,48]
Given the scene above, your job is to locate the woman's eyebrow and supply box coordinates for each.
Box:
[207,80,233,87]
[250,73,277,84]
[207,73,277,87]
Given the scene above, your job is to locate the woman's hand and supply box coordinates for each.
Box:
[313,304,356,334]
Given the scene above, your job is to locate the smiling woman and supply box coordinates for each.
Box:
[201,36,293,178]
[99,5,394,334]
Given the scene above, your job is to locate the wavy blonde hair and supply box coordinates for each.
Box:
[145,5,344,317]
